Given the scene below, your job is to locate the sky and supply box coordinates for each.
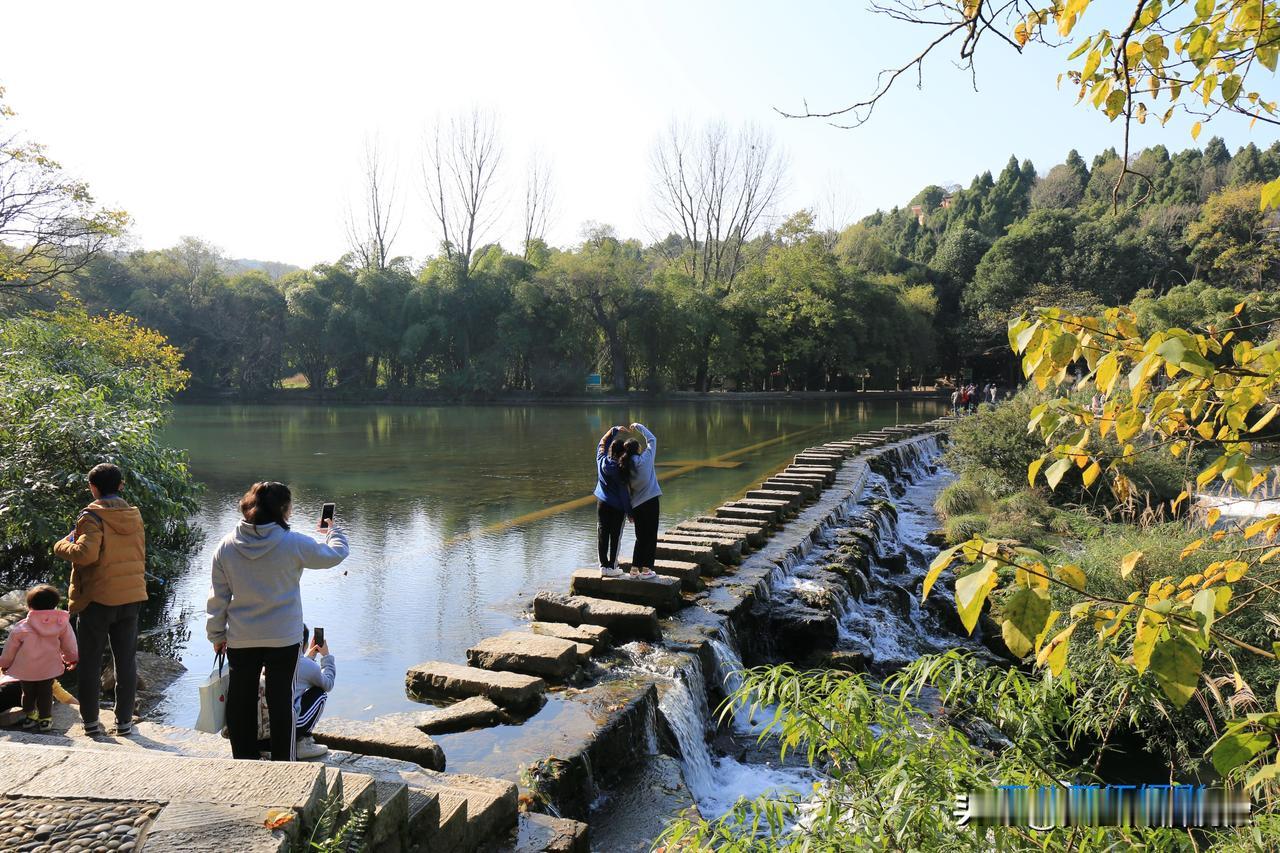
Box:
[2,0,1272,268]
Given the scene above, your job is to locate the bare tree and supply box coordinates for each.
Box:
[344,138,401,271]
[0,87,127,296]
[815,179,857,251]
[650,120,786,293]
[522,151,555,260]
[422,110,504,273]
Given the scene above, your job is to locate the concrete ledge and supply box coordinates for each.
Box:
[533,593,660,640]
[570,569,682,613]
[658,533,742,564]
[312,718,446,771]
[467,632,579,680]
[675,521,767,548]
[405,661,546,710]
[649,542,717,569]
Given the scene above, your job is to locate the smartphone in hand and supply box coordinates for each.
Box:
[313,626,325,648]
[319,502,336,531]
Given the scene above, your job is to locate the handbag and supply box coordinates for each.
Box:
[194,652,230,733]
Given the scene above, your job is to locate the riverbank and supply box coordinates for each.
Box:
[178,387,951,406]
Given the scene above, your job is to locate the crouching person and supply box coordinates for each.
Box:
[293,626,335,759]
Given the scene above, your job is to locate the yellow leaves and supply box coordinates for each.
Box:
[1082,460,1103,489]
[922,544,960,600]
[1192,121,1203,140]
[1045,456,1073,491]
[264,809,295,830]
[1056,563,1087,592]
[1001,586,1052,659]
[1242,516,1280,542]
[1264,177,1280,211]
[955,561,998,634]
[1028,456,1045,489]
[1249,404,1280,433]
[1205,507,1221,527]
[1037,619,1079,677]
[1180,539,1205,559]
[1082,49,1102,79]
[1121,551,1144,579]
[1015,21,1030,46]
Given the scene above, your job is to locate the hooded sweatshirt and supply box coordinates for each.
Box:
[0,609,79,682]
[593,427,632,514]
[206,522,349,649]
[53,496,147,613]
[628,423,662,508]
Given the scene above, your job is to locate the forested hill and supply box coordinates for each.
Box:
[849,138,1280,359]
[58,139,1280,398]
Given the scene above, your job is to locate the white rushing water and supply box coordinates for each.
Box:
[625,644,815,819]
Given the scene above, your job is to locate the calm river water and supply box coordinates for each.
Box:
[152,398,942,724]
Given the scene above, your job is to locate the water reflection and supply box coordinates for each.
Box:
[152,399,942,724]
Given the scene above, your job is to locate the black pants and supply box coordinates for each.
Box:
[258,685,327,751]
[597,501,626,567]
[631,497,660,569]
[21,679,53,719]
[227,644,299,761]
[76,601,140,727]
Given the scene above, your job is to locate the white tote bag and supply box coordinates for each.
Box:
[194,653,230,733]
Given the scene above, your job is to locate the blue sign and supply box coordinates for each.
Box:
[586,374,602,387]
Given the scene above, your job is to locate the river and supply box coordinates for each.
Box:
[151,398,943,725]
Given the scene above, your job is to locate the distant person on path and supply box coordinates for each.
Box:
[53,463,146,737]
[950,386,960,414]
[207,481,349,761]
[626,422,661,579]
[594,426,632,578]
[0,585,79,731]
[989,384,999,404]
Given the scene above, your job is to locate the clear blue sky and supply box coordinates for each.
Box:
[2,0,1271,266]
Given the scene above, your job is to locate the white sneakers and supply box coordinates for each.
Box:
[629,567,658,580]
[601,565,625,578]
[296,736,329,759]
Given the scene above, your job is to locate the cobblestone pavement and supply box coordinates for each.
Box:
[0,798,161,852]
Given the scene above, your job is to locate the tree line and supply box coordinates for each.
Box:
[11,110,1279,396]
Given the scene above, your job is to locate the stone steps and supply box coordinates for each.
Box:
[762,477,818,498]
[744,488,804,509]
[533,592,661,640]
[649,541,719,570]
[569,568,683,613]
[466,632,580,680]
[722,499,788,521]
[312,717,446,770]
[529,621,610,647]
[405,661,547,710]
[617,558,702,590]
[673,520,767,547]
[656,532,742,563]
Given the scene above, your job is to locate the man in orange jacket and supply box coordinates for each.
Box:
[53,463,148,737]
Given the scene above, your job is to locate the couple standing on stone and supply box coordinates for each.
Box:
[594,422,662,579]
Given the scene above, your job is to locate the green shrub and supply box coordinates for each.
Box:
[934,479,988,519]
[943,513,989,543]
[0,309,200,582]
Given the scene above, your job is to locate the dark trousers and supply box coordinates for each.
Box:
[258,685,327,751]
[21,679,53,719]
[631,497,660,569]
[227,644,299,761]
[76,601,140,727]
[597,501,626,567]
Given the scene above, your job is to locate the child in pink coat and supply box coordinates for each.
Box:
[0,585,79,731]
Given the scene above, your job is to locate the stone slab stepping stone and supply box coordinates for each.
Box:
[688,516,770,538]
[720,501,784,521]
[745,488,803,507]
[658,533,742,563]
[467,631,579,680]
[533,593,660,640]
[376,695,504,735]
[649,541,717,569]
[675,520,766,547]
[511,811,591,852]
[774,471,827,484]
[530,621,611,647]
[405,661,546,710]
[721,499,788,517]
[312,717,445,770]
[615,558,702,590]
[787,465,837,480]
[570,568,682,613]
[763,478,818,497]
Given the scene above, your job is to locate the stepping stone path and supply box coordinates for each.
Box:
[467,632,580,680]
[533,593,661,640]
[570,568,683,612]
[406,660,546,709]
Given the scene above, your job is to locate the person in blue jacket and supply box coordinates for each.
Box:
[593,426,632,578]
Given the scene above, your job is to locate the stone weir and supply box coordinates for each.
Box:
[400,416,955,850]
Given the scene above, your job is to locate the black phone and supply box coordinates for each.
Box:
[313,627,325,648]
[320,502,335,530]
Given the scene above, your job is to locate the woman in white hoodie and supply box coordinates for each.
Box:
[206,482,349,761]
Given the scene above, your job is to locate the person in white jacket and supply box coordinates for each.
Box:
[206,481,349,761]
[624,423,662,579]
[292,625,336,759]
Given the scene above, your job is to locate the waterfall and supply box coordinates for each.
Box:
[654,658,718,799]
[708,632,756,734]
